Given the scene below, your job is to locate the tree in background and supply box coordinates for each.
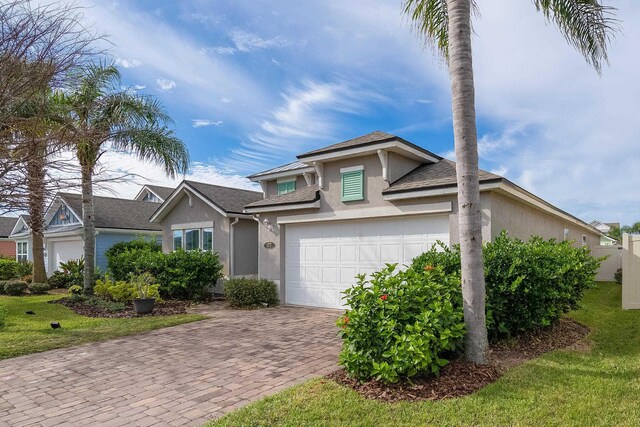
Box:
[0,0,98,281]
[403,0,618,363]
[57,64,189,294]
[609,222,640,242]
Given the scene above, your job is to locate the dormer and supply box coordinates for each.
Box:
[248,161,316,199]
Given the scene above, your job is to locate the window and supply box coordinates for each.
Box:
[17,241,28,262]
[185,229,200,251]
[173,230,183,250]
[341,166,364,202]
[202,228,213,251]
[277,179,296,195]
[582,235,587,246]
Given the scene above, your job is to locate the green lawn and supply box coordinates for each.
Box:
[210,283,640,426]
[0,294,207,360]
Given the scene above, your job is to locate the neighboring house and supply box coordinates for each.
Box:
[9,215,32,263]
[0,217,19,259]
[10,193,163,273]
[150,180,263,282]
[590,220,620,245]
[134,184,175,203]
[244,131,604,309]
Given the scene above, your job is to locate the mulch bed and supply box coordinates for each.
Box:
[51,297,191,318]
[327,318,590,403]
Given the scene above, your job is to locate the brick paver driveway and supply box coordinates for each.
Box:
[0,305,341,426]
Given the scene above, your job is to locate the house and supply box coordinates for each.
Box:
[590,220,619,245]
[10,193,163,273]
[244,131,603,309]
[149,180,264,283]
[0,217,19,259]
[9,215,31,263]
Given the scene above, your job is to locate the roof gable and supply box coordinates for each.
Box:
[296,131,442,163]
[0,217,18,238]
[55,193,162,231]
[150,180,263,222]
[134,184,175,202]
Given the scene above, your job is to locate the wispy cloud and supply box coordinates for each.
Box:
[156,78,176,91]
[206,29,292,55]
[217,79,386,172]
[192,119,223,128]
[115,57,141,68]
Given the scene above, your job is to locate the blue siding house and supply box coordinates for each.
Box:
[29,189,170,275]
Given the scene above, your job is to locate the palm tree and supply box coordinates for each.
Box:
[58,64,189,294]
[403,0,617,363]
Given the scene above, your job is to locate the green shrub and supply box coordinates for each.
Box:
[14,261,32,278]
[338,264,465,383]
[224,278,279,307]
[130,272,160,299]
[94,275,160,303]
[3,280,28,296]
[28,283,49,295]
[0,258,19,280]
[412,241,461,275]
[410,231,602,340]
[68,285,83,295]
[108,248,223,300]
[105,239,162,279]
[615,268,622,285]
[47,258,84,289]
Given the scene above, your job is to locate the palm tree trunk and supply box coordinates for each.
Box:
[26,139,47,283]
[81,164,95,295]
[447,0,489,364]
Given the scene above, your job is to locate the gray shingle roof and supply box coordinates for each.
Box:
[245,185,320,209]
[58,193,162,231]
[383,159,502,194]
[297,131,442,160]
[145,185,174,201]
[184,181,263,214]
[0,217,18,238]
[247,161,310,179]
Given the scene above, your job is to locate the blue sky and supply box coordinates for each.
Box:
[80,0,639,225]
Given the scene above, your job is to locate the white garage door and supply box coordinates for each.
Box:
[285,214,450,309]
[53,239,84,271]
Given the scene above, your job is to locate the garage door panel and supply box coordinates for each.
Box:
[285,215,449,309]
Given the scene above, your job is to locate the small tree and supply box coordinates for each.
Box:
[57,64,189,295]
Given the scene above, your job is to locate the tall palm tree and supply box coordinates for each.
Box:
[403,0,617,363]
[58,64,189,294]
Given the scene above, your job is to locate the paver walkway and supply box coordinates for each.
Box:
[0,305,341,426]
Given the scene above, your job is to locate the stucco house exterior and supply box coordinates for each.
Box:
[149,180,263,280]
[0,217,19,259]
[590,220,619,245]
[10,193,162,273]
[244,131,603,309]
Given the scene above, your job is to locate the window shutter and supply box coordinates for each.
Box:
[341,170,364,201]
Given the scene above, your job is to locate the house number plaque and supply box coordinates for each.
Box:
[264,242,276,249]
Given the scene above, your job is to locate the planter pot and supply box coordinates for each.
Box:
[133,298,155,314]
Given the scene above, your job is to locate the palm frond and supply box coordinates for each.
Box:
[110,127,190,178]
[403,0,450,59]
[533,0,618,73]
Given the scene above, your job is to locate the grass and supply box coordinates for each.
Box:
[0,294,207,360]
[209,282,640,426]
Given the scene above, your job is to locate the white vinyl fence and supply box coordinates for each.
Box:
[591,245,623,282]
[622,234,640,310]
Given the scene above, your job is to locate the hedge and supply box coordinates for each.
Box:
[224,278,279,308]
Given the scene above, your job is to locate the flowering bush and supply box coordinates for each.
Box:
[411,231,601,340]
[337,264,465,383]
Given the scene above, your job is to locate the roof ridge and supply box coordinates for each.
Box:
[184,180,262,195]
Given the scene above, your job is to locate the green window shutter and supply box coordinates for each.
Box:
[341,170,364,201]
[277,180,296,195]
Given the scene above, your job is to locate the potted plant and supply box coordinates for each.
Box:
[131,272,159,314]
